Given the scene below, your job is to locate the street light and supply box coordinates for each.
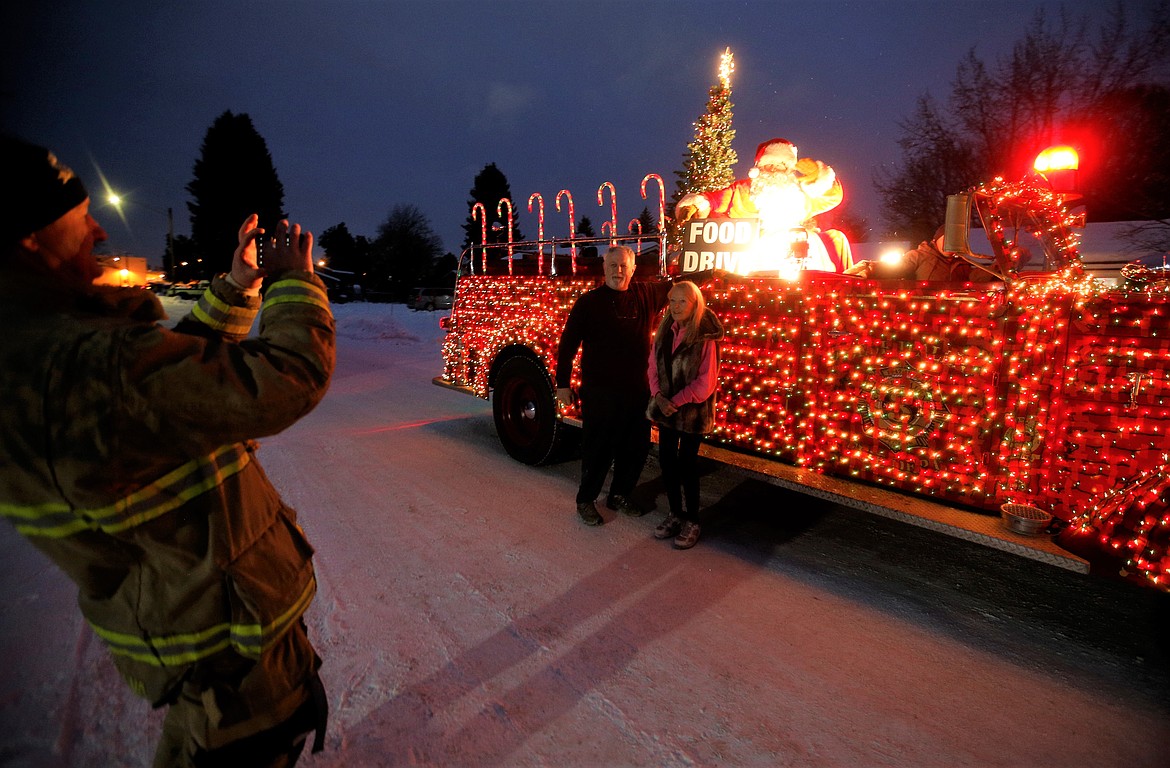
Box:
[105,192,176,280]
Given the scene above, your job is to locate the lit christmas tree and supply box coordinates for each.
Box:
[674,48,738,203]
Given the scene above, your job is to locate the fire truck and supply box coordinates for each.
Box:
[433,162,1170,591]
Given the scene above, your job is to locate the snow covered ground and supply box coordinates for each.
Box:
[1,296,1167,767]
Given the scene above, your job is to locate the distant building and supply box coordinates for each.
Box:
[95,254,148,287]
[966,221,1167,284]
[1073,221,1167,283]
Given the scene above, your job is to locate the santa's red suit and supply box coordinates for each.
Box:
[678,138,852,273]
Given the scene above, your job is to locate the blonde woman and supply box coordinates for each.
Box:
[646,280,724,549]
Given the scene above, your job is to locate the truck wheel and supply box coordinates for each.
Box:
[493,356,562,465]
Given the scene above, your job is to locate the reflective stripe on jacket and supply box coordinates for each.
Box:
[0,269,335,705]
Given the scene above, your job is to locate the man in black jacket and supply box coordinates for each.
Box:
[556,246,670,525]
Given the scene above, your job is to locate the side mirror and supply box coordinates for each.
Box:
[943,193,972,255]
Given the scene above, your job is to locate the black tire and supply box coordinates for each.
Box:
[492,356,564,465]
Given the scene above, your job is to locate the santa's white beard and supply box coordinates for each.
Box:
[749,174,807,232]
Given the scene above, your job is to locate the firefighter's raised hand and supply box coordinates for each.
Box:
[231,216,316,293]
[231,214,265,293]
[264,220,315,276]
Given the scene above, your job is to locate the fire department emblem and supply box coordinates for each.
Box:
[857,370,948,453]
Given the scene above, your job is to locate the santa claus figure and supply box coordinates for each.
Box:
[676,138,852,275]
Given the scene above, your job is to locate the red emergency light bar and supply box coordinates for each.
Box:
[1033,145,1080,200]
[1033,145,1080,173]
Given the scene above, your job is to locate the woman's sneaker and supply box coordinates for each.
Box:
[653,515,682,539]
[674,521,701,549]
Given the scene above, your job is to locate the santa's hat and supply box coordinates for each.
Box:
[753,138,798,170]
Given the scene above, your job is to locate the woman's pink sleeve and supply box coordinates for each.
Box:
[669,340,718,406]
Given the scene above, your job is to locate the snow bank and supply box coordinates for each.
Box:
[159,295,444,342]
[331,302,431,342]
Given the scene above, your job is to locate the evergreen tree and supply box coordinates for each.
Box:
[461,163,524,252]
[186,111,285,277]
[637,206,657,235]
[673,48,738,204]
[576,216,598,259]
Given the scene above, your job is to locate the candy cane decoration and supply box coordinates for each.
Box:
[556,188,576,274]
[601,220,614,242]
[640,173,665,233]
[497,197,514,273]
[597,181,617,246]
[471,202,488,273]
[641,173,666,273]
[527,192,545,274]
[629,218,643,249]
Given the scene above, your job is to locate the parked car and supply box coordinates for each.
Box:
[167,280,210,300]
[409,286,454,311]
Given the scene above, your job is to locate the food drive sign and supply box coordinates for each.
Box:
[682,218,760,274]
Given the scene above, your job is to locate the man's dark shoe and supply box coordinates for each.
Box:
[577,501,603,526]
[606,494,645,517]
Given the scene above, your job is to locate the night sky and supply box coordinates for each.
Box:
[3,0,1113,264]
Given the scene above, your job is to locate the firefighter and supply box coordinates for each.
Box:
[0,137,334,767]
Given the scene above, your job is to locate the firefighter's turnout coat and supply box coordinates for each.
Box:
[0,267,334,714]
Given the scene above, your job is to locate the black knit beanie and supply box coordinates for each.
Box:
[1,136,89,243]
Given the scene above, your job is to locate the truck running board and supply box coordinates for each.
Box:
[697,442,1090,574]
